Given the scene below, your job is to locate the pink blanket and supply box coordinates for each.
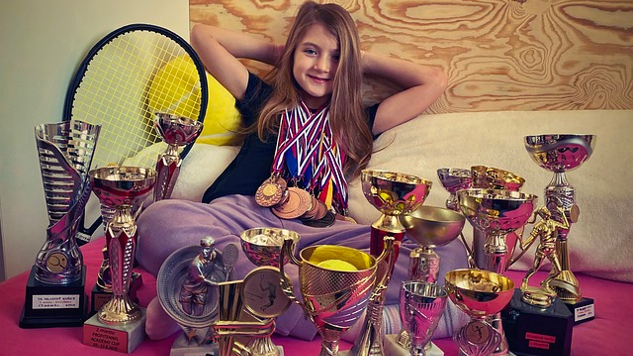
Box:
[1,237,629,355]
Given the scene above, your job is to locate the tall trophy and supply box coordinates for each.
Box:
[20,120,100,328]
[83,166,156,353]
[156,236,237,356]
[524,134,596,320]
[445,269,515,356]
[437,168,472,212]
[457,188,537,356]
[153,113,204,202]
[280,237,392,356]
[385,206,465,355]
[349,169,432,356]
[398,281,449,356]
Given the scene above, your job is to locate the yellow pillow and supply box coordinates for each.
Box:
[147,55,240,146]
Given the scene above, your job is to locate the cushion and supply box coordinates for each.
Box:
[147,55,240,146]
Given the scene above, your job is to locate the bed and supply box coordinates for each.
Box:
[2,109,631,355]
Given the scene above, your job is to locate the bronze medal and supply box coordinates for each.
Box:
[255,177,284,207]
[302,210,336,228]
[300,195,319,220]
[272,187,311,219]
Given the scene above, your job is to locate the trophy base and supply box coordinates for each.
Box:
[564,296,595,324]
[83,307,146,353]
[170,332,219,356]
[502,289,573,356]
[383,334,444,356]
[19,266,87,328]
[90,272,143,316]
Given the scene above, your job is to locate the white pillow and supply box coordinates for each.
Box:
[347,110,633,283]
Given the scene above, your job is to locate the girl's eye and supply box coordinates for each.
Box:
[304,48,317,55]
[332,54,340,61]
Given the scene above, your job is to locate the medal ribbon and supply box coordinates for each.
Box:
[270,102,348,210]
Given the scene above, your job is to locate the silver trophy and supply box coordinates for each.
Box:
[392,206,464,352]
[20,120,100,328]
[83,166,156,353]
[153,113,204,202]
[156,236,235,356]
[399,281,449,356]
[437,168,472,212]
[524,134,595,304]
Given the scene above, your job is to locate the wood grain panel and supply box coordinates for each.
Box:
[190,0,633,113]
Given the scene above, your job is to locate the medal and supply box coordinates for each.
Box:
[272,187,311,219]
[255,176,285,207]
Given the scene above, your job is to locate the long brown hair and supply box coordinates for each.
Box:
[257,1,373,179]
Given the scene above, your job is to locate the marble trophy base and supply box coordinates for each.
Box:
[564,296,595,324]
[383,334,444,356]
[170,332,219,356]
[90,273,143,316]
[501,289,573,356]
[19,266,87,328]
[83,307,146,353]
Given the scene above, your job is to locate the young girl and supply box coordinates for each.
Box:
[137,0,467,342]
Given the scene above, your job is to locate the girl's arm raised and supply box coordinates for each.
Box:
[190,24,282,100]
[362,51,448,135]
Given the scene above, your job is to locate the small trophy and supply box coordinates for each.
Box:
[457,188,537,356]
[280,237,392,356]
[445,269,515,356]
[524,134,596,321]
[349,169,432,356]
[386,206,464,354]
[156,236,236,356]
[153,113,204,202]
[398,282,449,356]
[500,206,575,356]
[20,120,100,328]
[437,168,472,212]
[83,166,155,353]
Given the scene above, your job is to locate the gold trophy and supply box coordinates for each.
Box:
[153,113,204,202]
[385,206,465,355]
[348,169,432,356]
[445,269,515,356]
[457,188,537,356]
[524,134,596,318]
[83,166,156,353]
[437,168,472,212]
[280,237,392,356]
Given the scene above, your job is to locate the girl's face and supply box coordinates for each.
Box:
[293,23,340,109]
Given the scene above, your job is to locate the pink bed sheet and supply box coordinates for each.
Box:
[0,237,629,356]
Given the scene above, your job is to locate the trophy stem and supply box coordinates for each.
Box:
[408,247,440,283]
[319,329,344,356]
[153,144,182,202]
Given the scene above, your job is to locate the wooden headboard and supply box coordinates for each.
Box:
[190,0,632,113]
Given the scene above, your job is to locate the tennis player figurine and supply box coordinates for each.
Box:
[179,237,218,316]
[520,206,570,306]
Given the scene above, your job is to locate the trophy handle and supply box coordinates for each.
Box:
[279,238,303,307]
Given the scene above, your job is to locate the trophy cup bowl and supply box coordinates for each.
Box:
[153,112,204,202]
[445,269,515,356]
[470,165,525,191]
[155,112,204,146]
[280,239,381,356]
[399,281,449,356]
[91,166,157,209]
[401,206,465,250]
[437,168,472,211]
[524,134,595,173]
[240,227,301,268]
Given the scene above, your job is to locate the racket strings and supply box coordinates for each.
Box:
[71,29,204,169]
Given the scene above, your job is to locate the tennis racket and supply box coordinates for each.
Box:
[63,23,208,244]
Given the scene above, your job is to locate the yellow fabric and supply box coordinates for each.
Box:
[147,55,240,146]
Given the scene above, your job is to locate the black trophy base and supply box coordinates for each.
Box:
[502,289,573,356]
[19,266,87,328]
[90,272,143,316]
[565,296,595,324]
